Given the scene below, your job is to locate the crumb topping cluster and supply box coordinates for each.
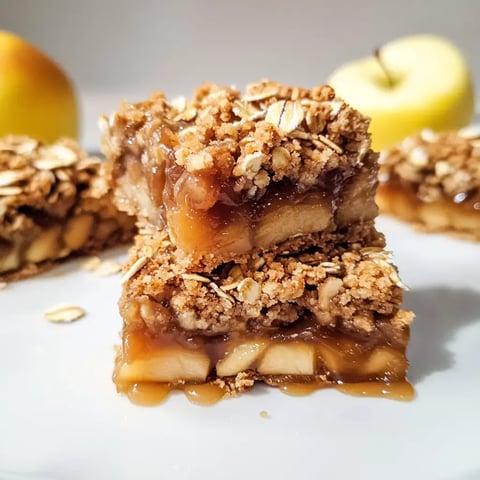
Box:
[102,80,372,201]
[380,128,480,202]
[0,136,110,237]
[120,231,410,339]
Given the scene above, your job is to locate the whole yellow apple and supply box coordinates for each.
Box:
[328,35,474,151]
[0,30,78,142]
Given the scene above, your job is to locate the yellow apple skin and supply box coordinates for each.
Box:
[328,35,474,151]
[0,30,78,142]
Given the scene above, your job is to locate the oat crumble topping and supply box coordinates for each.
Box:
[380,129,480,203]
[101,80,373,205]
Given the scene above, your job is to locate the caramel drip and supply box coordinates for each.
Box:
[114,325,413,406]
[122,141,380,257]
[336,381,414,401]
[127,383,170,406]
[279,383,326,396]
[122,380,414,406]
[183,384,225,405]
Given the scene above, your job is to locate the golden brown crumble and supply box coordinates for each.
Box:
[101,80,373,213]
[379,128,480,203]
[119,231,411,345]
[129,218,383,272]
[0,136,105,224]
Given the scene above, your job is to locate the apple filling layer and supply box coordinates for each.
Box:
[0,211,134,278]
[378,183,480,240]
[116,152,378,260]
[0,136,135,280]
[114,325,413,405]
[378,129,480,240]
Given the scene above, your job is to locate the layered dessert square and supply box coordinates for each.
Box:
[377,128,480,240]
[103,81,414,404]
[102,82,378,266]
[0,136,136,281]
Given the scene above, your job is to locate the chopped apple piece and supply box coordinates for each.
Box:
[63,214,94,250]
[116,347,211,383]
[0,244,20,273]
[255,197,332,248]
[216,340,267,377]
[167,205,252,256]
[25,226,62,263]
[317,343,344,375]
[362,347,407,380]
[336,166,378,227]
[317,338,364,377]
[257,343,315,375]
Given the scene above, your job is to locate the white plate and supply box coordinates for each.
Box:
[1,217,479,480]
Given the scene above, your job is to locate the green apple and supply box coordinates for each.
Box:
[328,34,474,151]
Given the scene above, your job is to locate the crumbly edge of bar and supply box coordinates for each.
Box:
[132,219,383,272]
[377,183,480,242]
[379,128,480,203]
[101,80,372,206]
[0,136,136,280]
[0,218,133,282]
[211,370,411,396]
[0,135,121,237]
[119,228,412,344]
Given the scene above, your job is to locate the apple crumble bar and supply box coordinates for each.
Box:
[103,81,414,404]
[377,128,480,240]
[101,81,377,265]
[114,232,412,399]
[0,136,135,280]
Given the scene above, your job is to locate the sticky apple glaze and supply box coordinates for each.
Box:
[102,81,414,404]
[114,323,413,406]
[377,128,480,240]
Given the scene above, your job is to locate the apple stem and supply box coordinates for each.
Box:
[374,48,395,88]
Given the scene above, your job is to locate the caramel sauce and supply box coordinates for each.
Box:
[183,384,225,405]
[121,132,380,257]
[122,380,413,405]
[279,381,413,401]
[123,382,225,406]
[379,182,480,214]
[127,382,171,406]
[280,383,327,396]
[336,381,414,401]
[378,182,480,239]
[114,323,412,405]
[121,313,404,364]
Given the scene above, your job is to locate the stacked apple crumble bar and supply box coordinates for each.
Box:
[378,128,480,240]
[102,81,414,403]
[0,136,135,281]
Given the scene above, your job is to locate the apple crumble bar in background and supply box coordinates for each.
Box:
[102,80,414,404]
[0,136,136,281]
[377,127,480,240]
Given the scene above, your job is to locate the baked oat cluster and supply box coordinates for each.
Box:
[122,232,407,343]
[103,81,414,404]
[0,136,135,280]
[378,127,480,240]
[102,81,370,204]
